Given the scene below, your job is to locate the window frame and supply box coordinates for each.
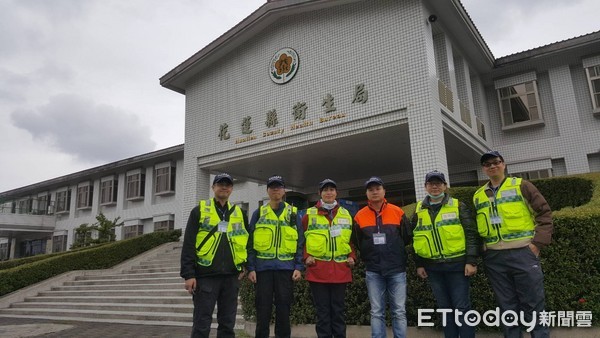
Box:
[154,163,176,196]
[76,183,93,210]
[55,189,71,214]
[126,170,145,201]
[497,80,544,130]
[585,65,600,114]
[100,177,118,206]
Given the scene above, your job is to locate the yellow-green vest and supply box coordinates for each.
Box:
[473,177,535,244]
[304,206,352,262]
[253,202,298,261]
[413,197,465,259]
[195,199,249,270]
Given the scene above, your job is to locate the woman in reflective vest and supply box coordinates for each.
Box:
[302,179,356,338]
[412,171,478,338]
[195,199,248,269]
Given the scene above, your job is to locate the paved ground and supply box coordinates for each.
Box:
[0,317,195,338]
[1,317,598,337]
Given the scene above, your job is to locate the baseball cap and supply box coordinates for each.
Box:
[318,179,337,191]
[425,170,447,184]
[213,173,233,185]
[480,150,504,164]
[267,175,285,187]
[364,176,384,188]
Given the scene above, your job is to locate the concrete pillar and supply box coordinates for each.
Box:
[9,237,16,260]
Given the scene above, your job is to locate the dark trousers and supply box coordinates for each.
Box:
[484,247,549,338]
[309,282,347,338]
[255,270,295,338]
[191,275,239,338]
[427,269,475,338]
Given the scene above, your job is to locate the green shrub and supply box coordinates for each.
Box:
[0,244,110,271]
[0,229,180,297]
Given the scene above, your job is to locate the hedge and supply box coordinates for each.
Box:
[0,229,181,297]
[0,243,108,271]
[240,174,600,327]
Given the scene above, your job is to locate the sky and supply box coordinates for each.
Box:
[1,0,599,193]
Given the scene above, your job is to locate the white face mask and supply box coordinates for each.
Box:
[427,192,445,200]
[320,199,338,210]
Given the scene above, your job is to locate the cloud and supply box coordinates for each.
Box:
[10,93,156,162]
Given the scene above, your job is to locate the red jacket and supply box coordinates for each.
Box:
[302,201,356,283]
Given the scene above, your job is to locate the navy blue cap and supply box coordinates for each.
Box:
[425,170,447,184]
[364,176,384,188]
[267,175,285,187]
[213,173,233,185]
[480,150,504,164]
[318,179,337,191]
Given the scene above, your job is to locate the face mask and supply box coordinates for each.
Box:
[427,192,445,200]
[320,199,338,210]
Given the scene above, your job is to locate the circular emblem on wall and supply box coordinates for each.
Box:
[269,48,299,84]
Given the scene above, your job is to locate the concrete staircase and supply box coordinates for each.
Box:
[0,242,244,329]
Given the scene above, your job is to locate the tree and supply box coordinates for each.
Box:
[70,213,124,249]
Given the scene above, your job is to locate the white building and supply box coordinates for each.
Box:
[160,0,600,230]
[2,0,600,259]
[0,145,183,260]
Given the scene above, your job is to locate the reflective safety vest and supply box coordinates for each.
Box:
[413,197,465,259]
[473,177,535,245]
[304,206,352,262]
[253,202,298,261]
[195,199,249,270]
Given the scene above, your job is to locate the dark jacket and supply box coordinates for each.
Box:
[180,199,248,280]
[410,193,479,268]
[353,199,412,276]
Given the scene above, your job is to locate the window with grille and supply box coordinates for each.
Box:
[124,224,144,239]
[52,235,68,253]
[154,220,174,232]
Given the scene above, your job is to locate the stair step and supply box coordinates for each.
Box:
[51,283,182,291]
[38,289,188,297]
[126,267,179,273]
[65,277,181,286]
[25,296,192,305]
[75,271,180,280]
[12,302,193,313]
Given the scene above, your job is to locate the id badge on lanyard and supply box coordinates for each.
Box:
[217,221,228,233]
[373,233,386,245]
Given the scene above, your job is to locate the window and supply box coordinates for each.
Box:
[76,183,93,209]
[497,80,543,128]
[52,235,68,253]
[512,169,552,180]
[585,65,600,113]
[37,194,50,215]
[126,171,145,200]
[100,178,118,205]
[154,163,176,195]
[124,224,144,239]
[154,220,174,232]
[17,199,32,214]
[56,190,71,213]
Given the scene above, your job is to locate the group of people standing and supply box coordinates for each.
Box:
[180,150,553,338]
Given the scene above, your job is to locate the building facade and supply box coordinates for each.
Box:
[0,145,184,260]
[160,0,600,231]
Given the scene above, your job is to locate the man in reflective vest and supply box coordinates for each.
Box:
[247,175,303,338]
[180,173,249,338]
[412,170,478,338]
[474,151,553,338]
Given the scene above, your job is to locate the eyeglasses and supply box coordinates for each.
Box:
[425,182,444,187]
[482,160,503,168]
